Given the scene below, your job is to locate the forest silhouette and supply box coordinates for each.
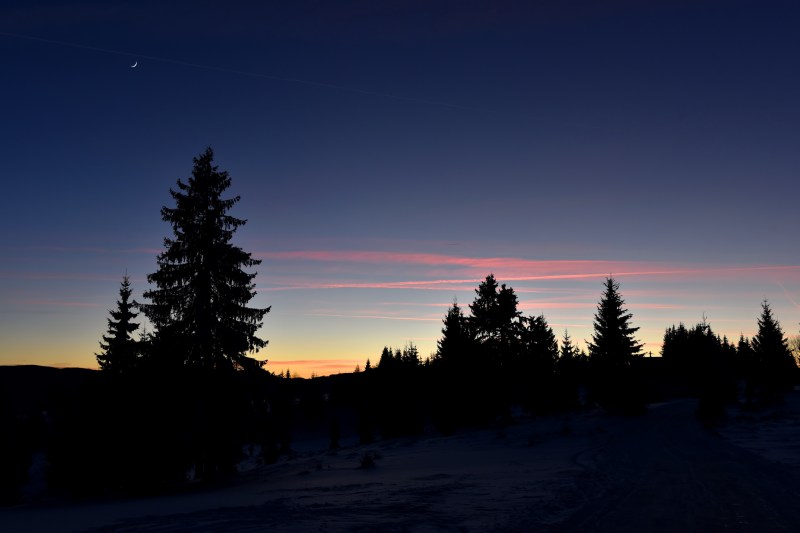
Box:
[1,148,798,504]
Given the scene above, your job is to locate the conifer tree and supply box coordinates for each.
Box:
[401,343,420,367]
[436,300,473,366]
[555,329,585,408]
[522,315,558,374]
[469,275,521,370]
[469,274,501,343]
[518,314,558,410]
[751,300,796,400]
[661,323,690,373]
[497,284,522,347]
[588,277,643,368]
[96,275,140,373]
[559,330,577,360]
[557,329,583,376]
[377,346,394,370]
[587,277,644,413]
[142,148,269,371]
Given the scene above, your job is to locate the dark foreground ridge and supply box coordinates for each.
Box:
[4,394,800,532]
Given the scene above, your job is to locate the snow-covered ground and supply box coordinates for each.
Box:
[4,393,800,532]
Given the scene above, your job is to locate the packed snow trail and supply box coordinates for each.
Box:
[546,399,800,533]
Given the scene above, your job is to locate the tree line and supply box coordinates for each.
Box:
[353,273,798,438]
[46,148,276,496]
[2,147,797,503]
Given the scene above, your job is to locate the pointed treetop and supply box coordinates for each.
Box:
[587,277,643,367]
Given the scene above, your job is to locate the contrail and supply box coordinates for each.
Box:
[0,31,476,111]
[775,279,800,310]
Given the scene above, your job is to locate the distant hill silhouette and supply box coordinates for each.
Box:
[0,365,96,417]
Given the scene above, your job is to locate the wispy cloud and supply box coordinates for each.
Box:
[25,245,160,255]
[309,312,441,322]
[16,299,104,308]
[257,250,800,287]
[518,302,595,311]
[257,250,644,273]
[259,278,480,291]
[0,271,131,282]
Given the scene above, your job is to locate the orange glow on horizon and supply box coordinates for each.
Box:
[265,358,361,378]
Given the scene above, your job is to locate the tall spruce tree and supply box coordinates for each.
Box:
[588,277,643,368]
[96,275,140,373]
[587,277,644,413]
[751,300,796,400]
[142,148,269,371]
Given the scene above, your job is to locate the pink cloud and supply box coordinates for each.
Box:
[255,250,800,286]
[258,278,480,291]
[257,250,654,275]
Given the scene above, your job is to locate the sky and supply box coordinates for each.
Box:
[2,0,800,376]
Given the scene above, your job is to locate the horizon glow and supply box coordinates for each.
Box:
[2,245,799,377]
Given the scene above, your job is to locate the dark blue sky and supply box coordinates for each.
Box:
[3,1,800,372]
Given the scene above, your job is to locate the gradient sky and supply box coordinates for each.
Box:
[2,1,800,376]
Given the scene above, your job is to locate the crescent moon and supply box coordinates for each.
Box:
[131,61,138,68]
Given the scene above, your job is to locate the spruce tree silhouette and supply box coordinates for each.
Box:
[690,320,734,421]
[373,344,425,438]
[135,148,272,482]
[436,300,472,366]
[559,330,579,362]
[736,334,757,405]
[142,147,270,371]
[588,277,643,368]
[660,318,740,419]
[519,314,558,412]
[661,322,690,380]
[555,329,586,409]
[96,274,140,373]
[377,346,395,370]
[469,274,501,343]
[751,300,796,403]
[469,275,521,362]
[432,300,479,432]
[587,277,644,413]
[469,274,520,419]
